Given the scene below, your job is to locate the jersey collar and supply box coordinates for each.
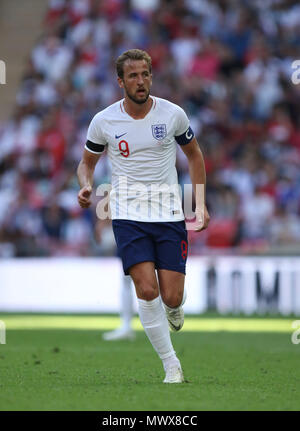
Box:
[120,96,156,120]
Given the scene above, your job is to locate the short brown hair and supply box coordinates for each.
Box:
[116,49,152,79]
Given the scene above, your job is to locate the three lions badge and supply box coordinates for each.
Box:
[152,124,167,142]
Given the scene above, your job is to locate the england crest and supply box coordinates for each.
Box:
[152,124,167,140]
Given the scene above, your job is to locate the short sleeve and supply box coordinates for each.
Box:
[174,106,194,146]
[85,114,107,154]
[174,106,190,137]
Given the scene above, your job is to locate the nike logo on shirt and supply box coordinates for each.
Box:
[115,133,127,139]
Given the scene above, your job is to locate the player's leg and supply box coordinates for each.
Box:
[158,269,185,307]
[102,274,135,341]
[129,261,184,383]
[129,261,159,300]
[154,221,188,332]
[158,269,186,332]
[112,220,184,382]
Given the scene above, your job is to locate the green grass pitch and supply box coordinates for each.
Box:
[0,314,299,411]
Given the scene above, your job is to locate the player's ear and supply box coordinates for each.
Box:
[117,77,124,89]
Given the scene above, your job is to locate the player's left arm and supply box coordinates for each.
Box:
[179,137,210,232]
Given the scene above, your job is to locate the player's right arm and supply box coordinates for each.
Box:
[77,149,101,208]
[78,113,106,208]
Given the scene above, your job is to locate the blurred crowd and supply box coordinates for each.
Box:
[0,0,300,257]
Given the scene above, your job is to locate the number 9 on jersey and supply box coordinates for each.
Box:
[119,140,130,158]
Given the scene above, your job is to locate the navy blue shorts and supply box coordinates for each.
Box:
[112,220,188,275]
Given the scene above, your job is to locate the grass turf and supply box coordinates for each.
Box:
[0,314,299,411]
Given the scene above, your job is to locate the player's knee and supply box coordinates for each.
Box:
[161,291,182,308]
[135,280,158,301]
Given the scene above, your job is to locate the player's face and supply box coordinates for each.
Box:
[118,60,152,104]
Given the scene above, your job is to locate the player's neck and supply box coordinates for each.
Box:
[123,96,153,120]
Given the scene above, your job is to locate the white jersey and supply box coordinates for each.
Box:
[86,96,193,222]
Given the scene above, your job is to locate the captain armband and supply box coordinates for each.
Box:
[85,140,106,154]
[174,126,195,146]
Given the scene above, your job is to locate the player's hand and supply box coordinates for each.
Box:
[78,185,92,208]
[194,205,210,232]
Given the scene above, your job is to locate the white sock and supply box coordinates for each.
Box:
[162,355,181,372]
[120,275,133,330]
[137,296,178,364]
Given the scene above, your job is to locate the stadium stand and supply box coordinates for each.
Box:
[0,0,300,257]
[0,0,48,123]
